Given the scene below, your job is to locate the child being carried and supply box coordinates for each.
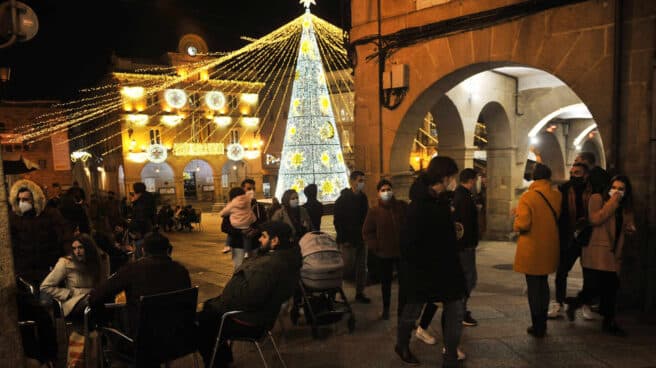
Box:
[219,187,256,233]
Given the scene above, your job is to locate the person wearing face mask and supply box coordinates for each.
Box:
[271,189,312,243]
[566,175,636,336]
[513,163,562,338]
[334,170,370,303]
[548,163,593,319]
[362,179,407,320]
[197,221,301,367]
[395,156,466,367]
[9,180,68,366]
[9,181,68,286]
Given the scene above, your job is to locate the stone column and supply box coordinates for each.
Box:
[174,175,185,206]
[390,171,415,201]
[485,147,516,239]
[0,148,25,365]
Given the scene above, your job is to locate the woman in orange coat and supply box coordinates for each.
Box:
[513,163,562,337]
[566,175,636,336]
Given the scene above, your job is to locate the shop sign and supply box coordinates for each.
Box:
[159,187,176,194]
[173,143,225,156]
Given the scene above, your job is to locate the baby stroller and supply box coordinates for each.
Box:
[292,231,355,338]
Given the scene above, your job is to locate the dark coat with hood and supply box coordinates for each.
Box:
[400,177,466,303]
[333,188,368,244]
[9,179,68,285]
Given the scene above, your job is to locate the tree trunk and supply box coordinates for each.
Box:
[0,148,26,366]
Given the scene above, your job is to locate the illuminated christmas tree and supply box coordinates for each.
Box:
[275,1,349,202]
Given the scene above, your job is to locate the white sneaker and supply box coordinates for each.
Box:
[415,327,436,345]
[547,301,562,319]
[442,347,466,361]
[222,246,231,254]
[581,305,599,320]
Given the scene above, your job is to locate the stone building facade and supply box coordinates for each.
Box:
[349,0,656,310]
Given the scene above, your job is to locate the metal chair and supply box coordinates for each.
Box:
[209,310,287,368]
[88,286,199,367]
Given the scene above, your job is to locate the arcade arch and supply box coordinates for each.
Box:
[140,162,175,203]
[391,64,606,238]
[183,159,215,201]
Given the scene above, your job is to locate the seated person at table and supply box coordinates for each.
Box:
[88,230,191,335]
[40,234,107,323]
[198,221,302,367]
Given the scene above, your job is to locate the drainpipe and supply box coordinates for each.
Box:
[377,0,384,175]
[612,0,624,172]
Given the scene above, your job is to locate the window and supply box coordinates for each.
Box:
[229,129,239,144]
[0,122,5,133]
[149,129,161,145]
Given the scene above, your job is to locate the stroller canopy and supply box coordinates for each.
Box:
[299,232,340,258]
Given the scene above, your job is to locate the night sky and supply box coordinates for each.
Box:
[0,0,345,101]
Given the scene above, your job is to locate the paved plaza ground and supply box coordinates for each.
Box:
[166,213,656,368]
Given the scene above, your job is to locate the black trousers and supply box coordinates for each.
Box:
[555,242,581,304]
[379,257,402,315]
[576,268,619,320]
[525,274,550,333]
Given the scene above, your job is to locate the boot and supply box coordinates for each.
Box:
[394,344,420,365]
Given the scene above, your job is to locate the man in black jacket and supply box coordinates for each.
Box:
[333,170,370,303]
[89,230,191,335]
[453,168,480,327]
[198,221,301,367]
[130,182,156,236]
[303,183,324,231]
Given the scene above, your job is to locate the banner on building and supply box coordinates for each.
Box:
[51,130,71,171]
[173,143,225,156]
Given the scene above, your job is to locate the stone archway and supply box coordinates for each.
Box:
[140,162,175,203]
[537,132,567,182]
[183,159,215,202]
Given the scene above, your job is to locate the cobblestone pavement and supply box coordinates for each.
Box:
[167,214,656,368]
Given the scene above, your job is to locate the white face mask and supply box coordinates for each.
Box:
[289,199,299,208]
[380,191,393,201]
[356,182,365,192]
[19,201,33,214]
[609,189,624,198]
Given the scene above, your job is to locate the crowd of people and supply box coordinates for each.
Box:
[328,152,634,367]
[8,150,637,367]
[8,179,201,367]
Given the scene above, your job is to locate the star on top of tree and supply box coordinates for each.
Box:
[300,0,316,10]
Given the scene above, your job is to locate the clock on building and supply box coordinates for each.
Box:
[146,144,168,163]
[226,143,245,161]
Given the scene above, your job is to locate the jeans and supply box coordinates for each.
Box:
[459,248,478,312]
[354,242,367,295]
[397,299,464,367]
[379,257,400,315]
[555,242,581,304]
[231,248,245,271]
[525,274,550,333]
[575,268,619,320]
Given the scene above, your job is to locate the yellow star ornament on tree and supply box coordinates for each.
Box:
[320,179,336,197]
[290,151,305,168]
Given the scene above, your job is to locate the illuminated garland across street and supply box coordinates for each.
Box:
[11,1,353,172]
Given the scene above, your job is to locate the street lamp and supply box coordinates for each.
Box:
[0,0,39,49]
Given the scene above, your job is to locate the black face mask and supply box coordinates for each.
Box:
[570,176,586,188]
